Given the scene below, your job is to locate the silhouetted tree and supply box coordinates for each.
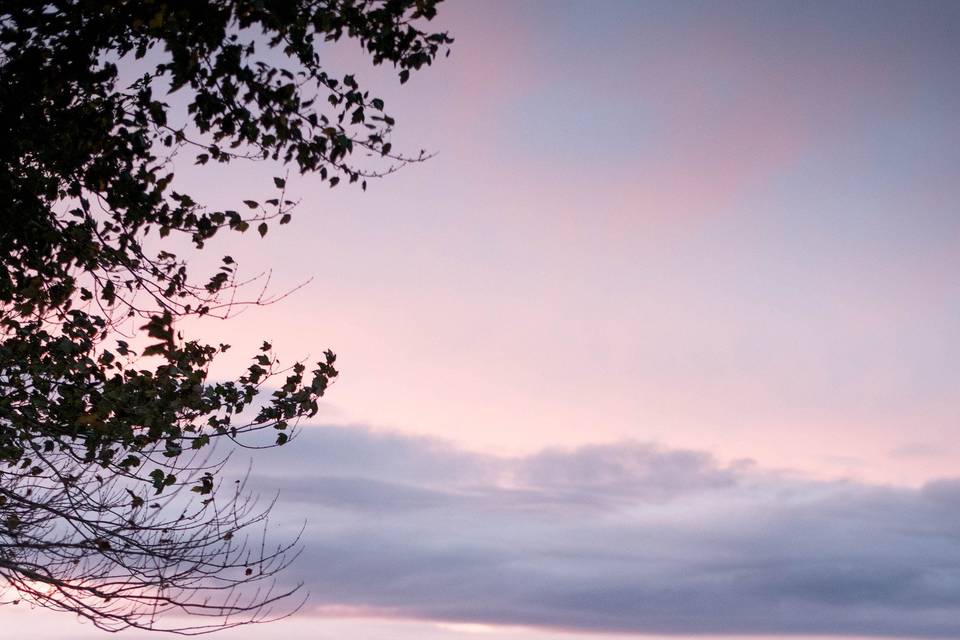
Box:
[0,0,451,633]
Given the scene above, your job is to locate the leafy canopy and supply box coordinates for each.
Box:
[0,0,451,633]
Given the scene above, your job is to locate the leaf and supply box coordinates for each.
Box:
[142,343,166,357]
[126,488,144,509]
[273,177,285,188]
[243,200,258,209]
[257,222,268,237]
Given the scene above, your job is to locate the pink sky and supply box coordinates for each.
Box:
[168,0,960,487]
[10,1,960,638]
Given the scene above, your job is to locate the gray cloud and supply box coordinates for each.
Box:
[518,442,738,500]
[234,426,960,638]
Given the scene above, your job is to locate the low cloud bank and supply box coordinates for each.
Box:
[237,426,960,638]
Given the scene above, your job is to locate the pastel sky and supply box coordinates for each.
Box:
[15,0,960,638]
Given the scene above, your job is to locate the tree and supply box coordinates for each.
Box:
[0,0,452,633]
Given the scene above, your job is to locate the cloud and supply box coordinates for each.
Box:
[517,442,738,500]
[236,426,960,638]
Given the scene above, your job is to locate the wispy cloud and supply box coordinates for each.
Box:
[237,425,960,638]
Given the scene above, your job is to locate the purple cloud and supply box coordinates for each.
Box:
[229,425,960,638]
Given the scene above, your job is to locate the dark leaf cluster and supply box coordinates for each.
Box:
[0,0,450,633]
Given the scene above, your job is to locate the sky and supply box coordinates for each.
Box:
[12,0,960,638]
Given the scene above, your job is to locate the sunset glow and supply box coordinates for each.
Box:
[7,1,960,638]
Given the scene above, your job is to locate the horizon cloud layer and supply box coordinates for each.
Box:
[236,425,960,638]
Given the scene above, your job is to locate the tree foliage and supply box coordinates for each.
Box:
[0,0,451,633]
